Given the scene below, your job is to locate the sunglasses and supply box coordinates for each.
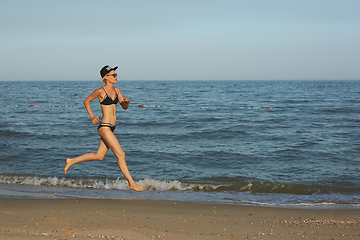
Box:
[107,73,117,77]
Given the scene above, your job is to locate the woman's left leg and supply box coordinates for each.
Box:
[64,138,109,175]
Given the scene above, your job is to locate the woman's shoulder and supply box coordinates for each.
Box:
[90,87,105,97]
[114,86,122,93]
[94,87,105,93]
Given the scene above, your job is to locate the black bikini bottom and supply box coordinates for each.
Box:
[98,123,116,132]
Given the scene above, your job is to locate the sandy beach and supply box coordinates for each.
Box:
[0,199,359,240]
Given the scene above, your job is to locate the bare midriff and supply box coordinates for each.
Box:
[100,104,117,126]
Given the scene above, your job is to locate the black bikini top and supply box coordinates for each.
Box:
[100,87,119,105]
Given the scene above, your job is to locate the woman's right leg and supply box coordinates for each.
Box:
[98,127,145,191]
[64,138,109,175]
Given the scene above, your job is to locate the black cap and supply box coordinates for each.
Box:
[100,65,118,78]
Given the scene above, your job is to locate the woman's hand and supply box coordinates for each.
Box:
[123,96,130,103]
[91,116,100,124]
[121,96,130,110]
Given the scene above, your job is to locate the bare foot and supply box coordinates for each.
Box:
[64,158,73,175]
[129,183,145,192]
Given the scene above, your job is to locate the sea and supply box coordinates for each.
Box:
[0,80,359,209]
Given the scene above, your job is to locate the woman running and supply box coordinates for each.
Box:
[64,65,145,192]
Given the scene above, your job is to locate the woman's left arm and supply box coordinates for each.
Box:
[116,87,130,110]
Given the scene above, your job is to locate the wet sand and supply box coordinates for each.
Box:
[0,198,359,239]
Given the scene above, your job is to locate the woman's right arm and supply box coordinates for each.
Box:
[84,89,102,124]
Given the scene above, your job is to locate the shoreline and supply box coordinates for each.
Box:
[1,198,359,240]
[1,182,359,210]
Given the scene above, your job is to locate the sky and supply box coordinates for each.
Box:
[1,0,359,81]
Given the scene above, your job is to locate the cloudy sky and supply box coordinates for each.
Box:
[1,0,359,81]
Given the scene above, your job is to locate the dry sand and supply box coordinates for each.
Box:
[0,198,359,240]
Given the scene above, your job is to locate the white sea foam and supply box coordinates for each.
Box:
[1,175,359,208]
[139,178,196,190]
[0,175,217,191]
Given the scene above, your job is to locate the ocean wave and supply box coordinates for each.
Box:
[1,174,360,207]
[0,174,349,195]
[0,129,35,138]
[0,175,212,191]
